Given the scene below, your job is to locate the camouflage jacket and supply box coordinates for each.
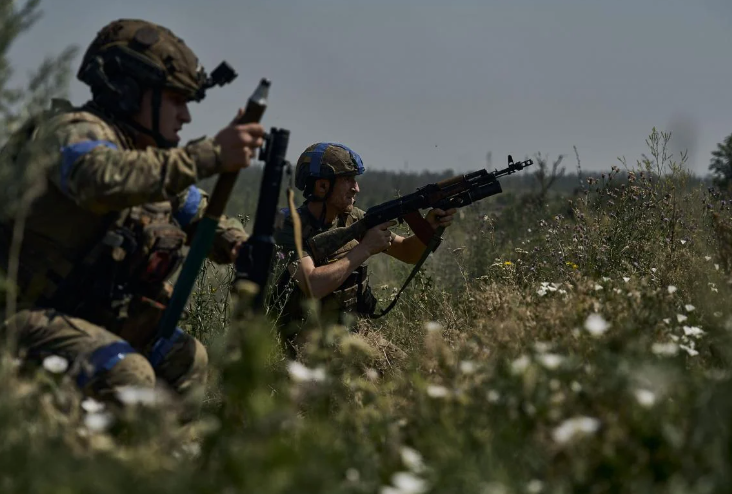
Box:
[0,101,248,311]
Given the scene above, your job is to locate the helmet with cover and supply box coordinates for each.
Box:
[77,19,236,147]
[295,142,365,199]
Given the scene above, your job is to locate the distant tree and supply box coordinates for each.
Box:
[709,133,732,191]
[532,152,565,202]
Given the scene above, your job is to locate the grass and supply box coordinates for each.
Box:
[2,129,732,493]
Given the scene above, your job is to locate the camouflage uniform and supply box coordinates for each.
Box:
[273,143,385,343]
[0,19,247,404]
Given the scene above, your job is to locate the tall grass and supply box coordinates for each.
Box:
[2,126,732,493]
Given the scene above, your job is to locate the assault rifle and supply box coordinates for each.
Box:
[306,155,533,319]
[307,155,534,263]
[233,128,292,311]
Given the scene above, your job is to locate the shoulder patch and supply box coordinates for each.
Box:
[59,140,118,194]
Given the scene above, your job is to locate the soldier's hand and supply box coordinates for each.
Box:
[359,221,397,255]
[229,239,245,263]
[426,208,457,230]
[214,110,266,172]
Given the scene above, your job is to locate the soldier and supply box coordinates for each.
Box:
[0,19,265,410]
[274,143,456,353]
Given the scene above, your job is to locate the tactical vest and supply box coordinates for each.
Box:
[0,101,187,347]
[276,205,378,323]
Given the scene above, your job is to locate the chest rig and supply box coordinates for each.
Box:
[49,202,187,347]
[278,206,377,321]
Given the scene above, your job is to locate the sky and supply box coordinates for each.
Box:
[7,0,732,175]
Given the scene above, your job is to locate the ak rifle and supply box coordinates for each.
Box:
[307,155,534,263]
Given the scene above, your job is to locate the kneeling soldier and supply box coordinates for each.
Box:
[0,19,265,410]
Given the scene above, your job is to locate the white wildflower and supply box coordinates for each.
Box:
[42,355,68,374]
[180,442,202,458]
[511,355,531,375]
[685,304,696,312]
[715,264,720,271]
[400,447,426,473]
[663,318,671,324]
[84,411,113,433]
[705,256,712,261]
[81,398,105,414]
[669,334,680,342]
[552,416,600,444]
[537,353,564,370]
[651,268,657,273]
[634,389,656,408]
[680,239,687,245]
[366,368,380,381]
[527,479,544,494]
[676,314,688,323]
[623,277,630,283]
[584,313,610,336]
[667,285,677,294]
[683,326,705,338]
[487,390,501,403]
[426,385,449,398]
[287,361,327,383]
[602,276,610,282]
[391,471,427,494]
[679,344,699,357]
[459,360,476,374]
[346,468,360,482]
[533,341,551,353]
[481,482,509,494]
[424,321,442,333]
[558,289,567,295]
[537,287,548,297]
[116,386,159,406]
[594,284,603,291]
[652,342,679,356]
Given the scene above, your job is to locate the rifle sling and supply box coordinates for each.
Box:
[367,225,445,320]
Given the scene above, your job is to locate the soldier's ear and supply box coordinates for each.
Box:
[314,178,330,197]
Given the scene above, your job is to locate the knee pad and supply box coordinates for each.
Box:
[87,353,156,397]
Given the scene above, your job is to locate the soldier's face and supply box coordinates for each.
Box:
[326,175,359,213]
[133,88,192,145]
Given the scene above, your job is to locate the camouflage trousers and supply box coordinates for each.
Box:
[1,308,208,406]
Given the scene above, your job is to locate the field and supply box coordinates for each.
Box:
[2,128,732,493]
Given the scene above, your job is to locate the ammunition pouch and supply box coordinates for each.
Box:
[36,203,186,347]
[329,265,377,316]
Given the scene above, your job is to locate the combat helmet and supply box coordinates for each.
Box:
[295,142,365,200]
[77,19,236,147]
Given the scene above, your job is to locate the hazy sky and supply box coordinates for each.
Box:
[8,0,732,175]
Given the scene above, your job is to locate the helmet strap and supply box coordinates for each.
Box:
[117,87,176,149]
[305,178,335,226]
